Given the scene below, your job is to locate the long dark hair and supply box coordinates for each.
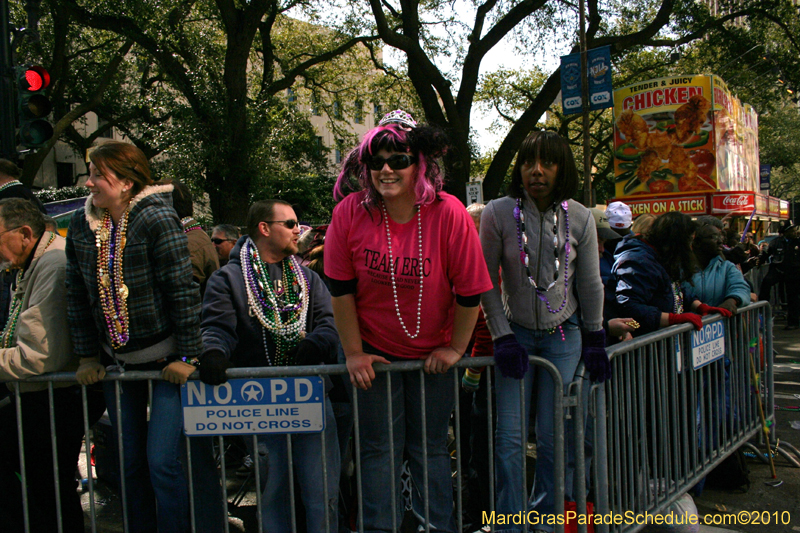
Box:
[509,131,579,202]
[644,211,699,284]
[333,123,449,211]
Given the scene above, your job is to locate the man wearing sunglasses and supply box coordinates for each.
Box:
[200,199,340,531]
[211,224,241,265]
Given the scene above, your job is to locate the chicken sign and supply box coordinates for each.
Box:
[612,75,760,199]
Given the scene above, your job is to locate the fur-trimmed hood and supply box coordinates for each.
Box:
[84,183,174,231]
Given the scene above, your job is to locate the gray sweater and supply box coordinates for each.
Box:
[480,193,604,338]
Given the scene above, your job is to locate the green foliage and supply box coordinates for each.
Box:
[13,0,384,223]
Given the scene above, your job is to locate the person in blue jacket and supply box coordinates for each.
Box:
[604,211,732,337]
[685,222,751,312]
[199,199,340,533]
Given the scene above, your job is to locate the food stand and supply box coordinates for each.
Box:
[611,74,788,238]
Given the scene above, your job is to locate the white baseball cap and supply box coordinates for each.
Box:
[589,208,623,241]
[606,201,632,232]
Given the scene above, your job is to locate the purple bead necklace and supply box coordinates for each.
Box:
[514,198,571,317]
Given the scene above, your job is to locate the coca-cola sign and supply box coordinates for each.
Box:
[722,195,750,206]
[712,193,755,214]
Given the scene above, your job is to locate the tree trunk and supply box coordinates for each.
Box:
[207,167,251,226]
[442,136,471,205]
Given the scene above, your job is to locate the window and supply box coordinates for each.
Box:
[287,87,296,104]
[315,136,323,155]
[97,119,114,139]
[335,148,342,164]
[333,101,341,119]
[56,162,74,188]
[354,100,363,124]
[373,104,383,125]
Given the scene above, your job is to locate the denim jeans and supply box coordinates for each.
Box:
[494,316,582,533]
[103,379,192,533]
[260,397,340,533]
[355,360,456,532]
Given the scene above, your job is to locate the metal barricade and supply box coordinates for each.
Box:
[5,355,569,533]
[576,302,774,533]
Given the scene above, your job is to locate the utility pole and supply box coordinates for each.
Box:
[0,0,16,160]
[579,0,593,206]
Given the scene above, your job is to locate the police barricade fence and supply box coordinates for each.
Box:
[6,354,569,533]
[569,301,774,533]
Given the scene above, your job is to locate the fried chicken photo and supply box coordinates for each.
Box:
[646,130,673,159]
[636,150,661,184]
[667,145,697,182]
[617,109,650,149]
[673,94,711,143]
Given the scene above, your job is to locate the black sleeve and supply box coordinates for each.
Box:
[455,293,481,307]
[329,277,358,297]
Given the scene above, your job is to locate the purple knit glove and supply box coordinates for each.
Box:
[582,329,611,383]
[493,334,529,379]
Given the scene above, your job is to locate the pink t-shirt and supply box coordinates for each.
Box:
[325,191,493,359]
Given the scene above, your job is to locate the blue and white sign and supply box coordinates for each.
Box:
[760,164,771,192]
[181,377,325,436]
[560,46,614,115]
[587,46,613,111]
[691,322,726,370]
[560,52,583,115]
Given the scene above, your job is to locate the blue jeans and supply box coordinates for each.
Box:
[494,316,582,533]
[356,360,456,532]
[103,379,191,533]
[260,398,340,533]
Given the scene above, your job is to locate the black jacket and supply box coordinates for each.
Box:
[604,235,696,336]
[201,237,339,368]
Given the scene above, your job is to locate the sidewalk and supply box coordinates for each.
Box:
[691,316,800,533]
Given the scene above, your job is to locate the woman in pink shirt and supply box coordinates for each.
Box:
[325,111,492,532]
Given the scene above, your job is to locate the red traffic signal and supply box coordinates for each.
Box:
[20,66,51,92]
[16,66,54,149]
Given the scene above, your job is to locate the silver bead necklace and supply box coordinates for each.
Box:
[382,200,424,339]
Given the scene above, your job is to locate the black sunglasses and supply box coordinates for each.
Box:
[366,154,417,171]
[264,219,299,229]
[211,237,236,245]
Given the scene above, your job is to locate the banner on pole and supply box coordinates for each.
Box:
[560,46,614,115]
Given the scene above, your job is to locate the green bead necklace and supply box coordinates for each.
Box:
[1,232,58,348]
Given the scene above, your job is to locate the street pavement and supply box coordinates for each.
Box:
[691,312,800,533]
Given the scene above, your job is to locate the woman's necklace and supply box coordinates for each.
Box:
[241,238,309,365]
[671,282,684,313]
[382,200,424,339]
[181,216,202,233]
[0,232,57,348]
[514,199,571,314]
[97,210,131,350]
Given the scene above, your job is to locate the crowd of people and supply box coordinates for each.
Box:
[0,108,773,533]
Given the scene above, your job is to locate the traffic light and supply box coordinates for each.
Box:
[16,65,53,149]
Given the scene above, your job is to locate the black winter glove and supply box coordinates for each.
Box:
[199,350,231,385]
[493,334,529,380]
[291,339,326,367]
[582,329,611,383]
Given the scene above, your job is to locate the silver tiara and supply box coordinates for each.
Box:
[378,109,417,130]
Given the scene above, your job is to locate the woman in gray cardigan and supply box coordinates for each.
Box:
[480,131,608,532]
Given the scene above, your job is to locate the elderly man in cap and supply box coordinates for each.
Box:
[606,201,632,238]
[0,198,104,532]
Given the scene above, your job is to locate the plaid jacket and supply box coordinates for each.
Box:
[65,184,202,360]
